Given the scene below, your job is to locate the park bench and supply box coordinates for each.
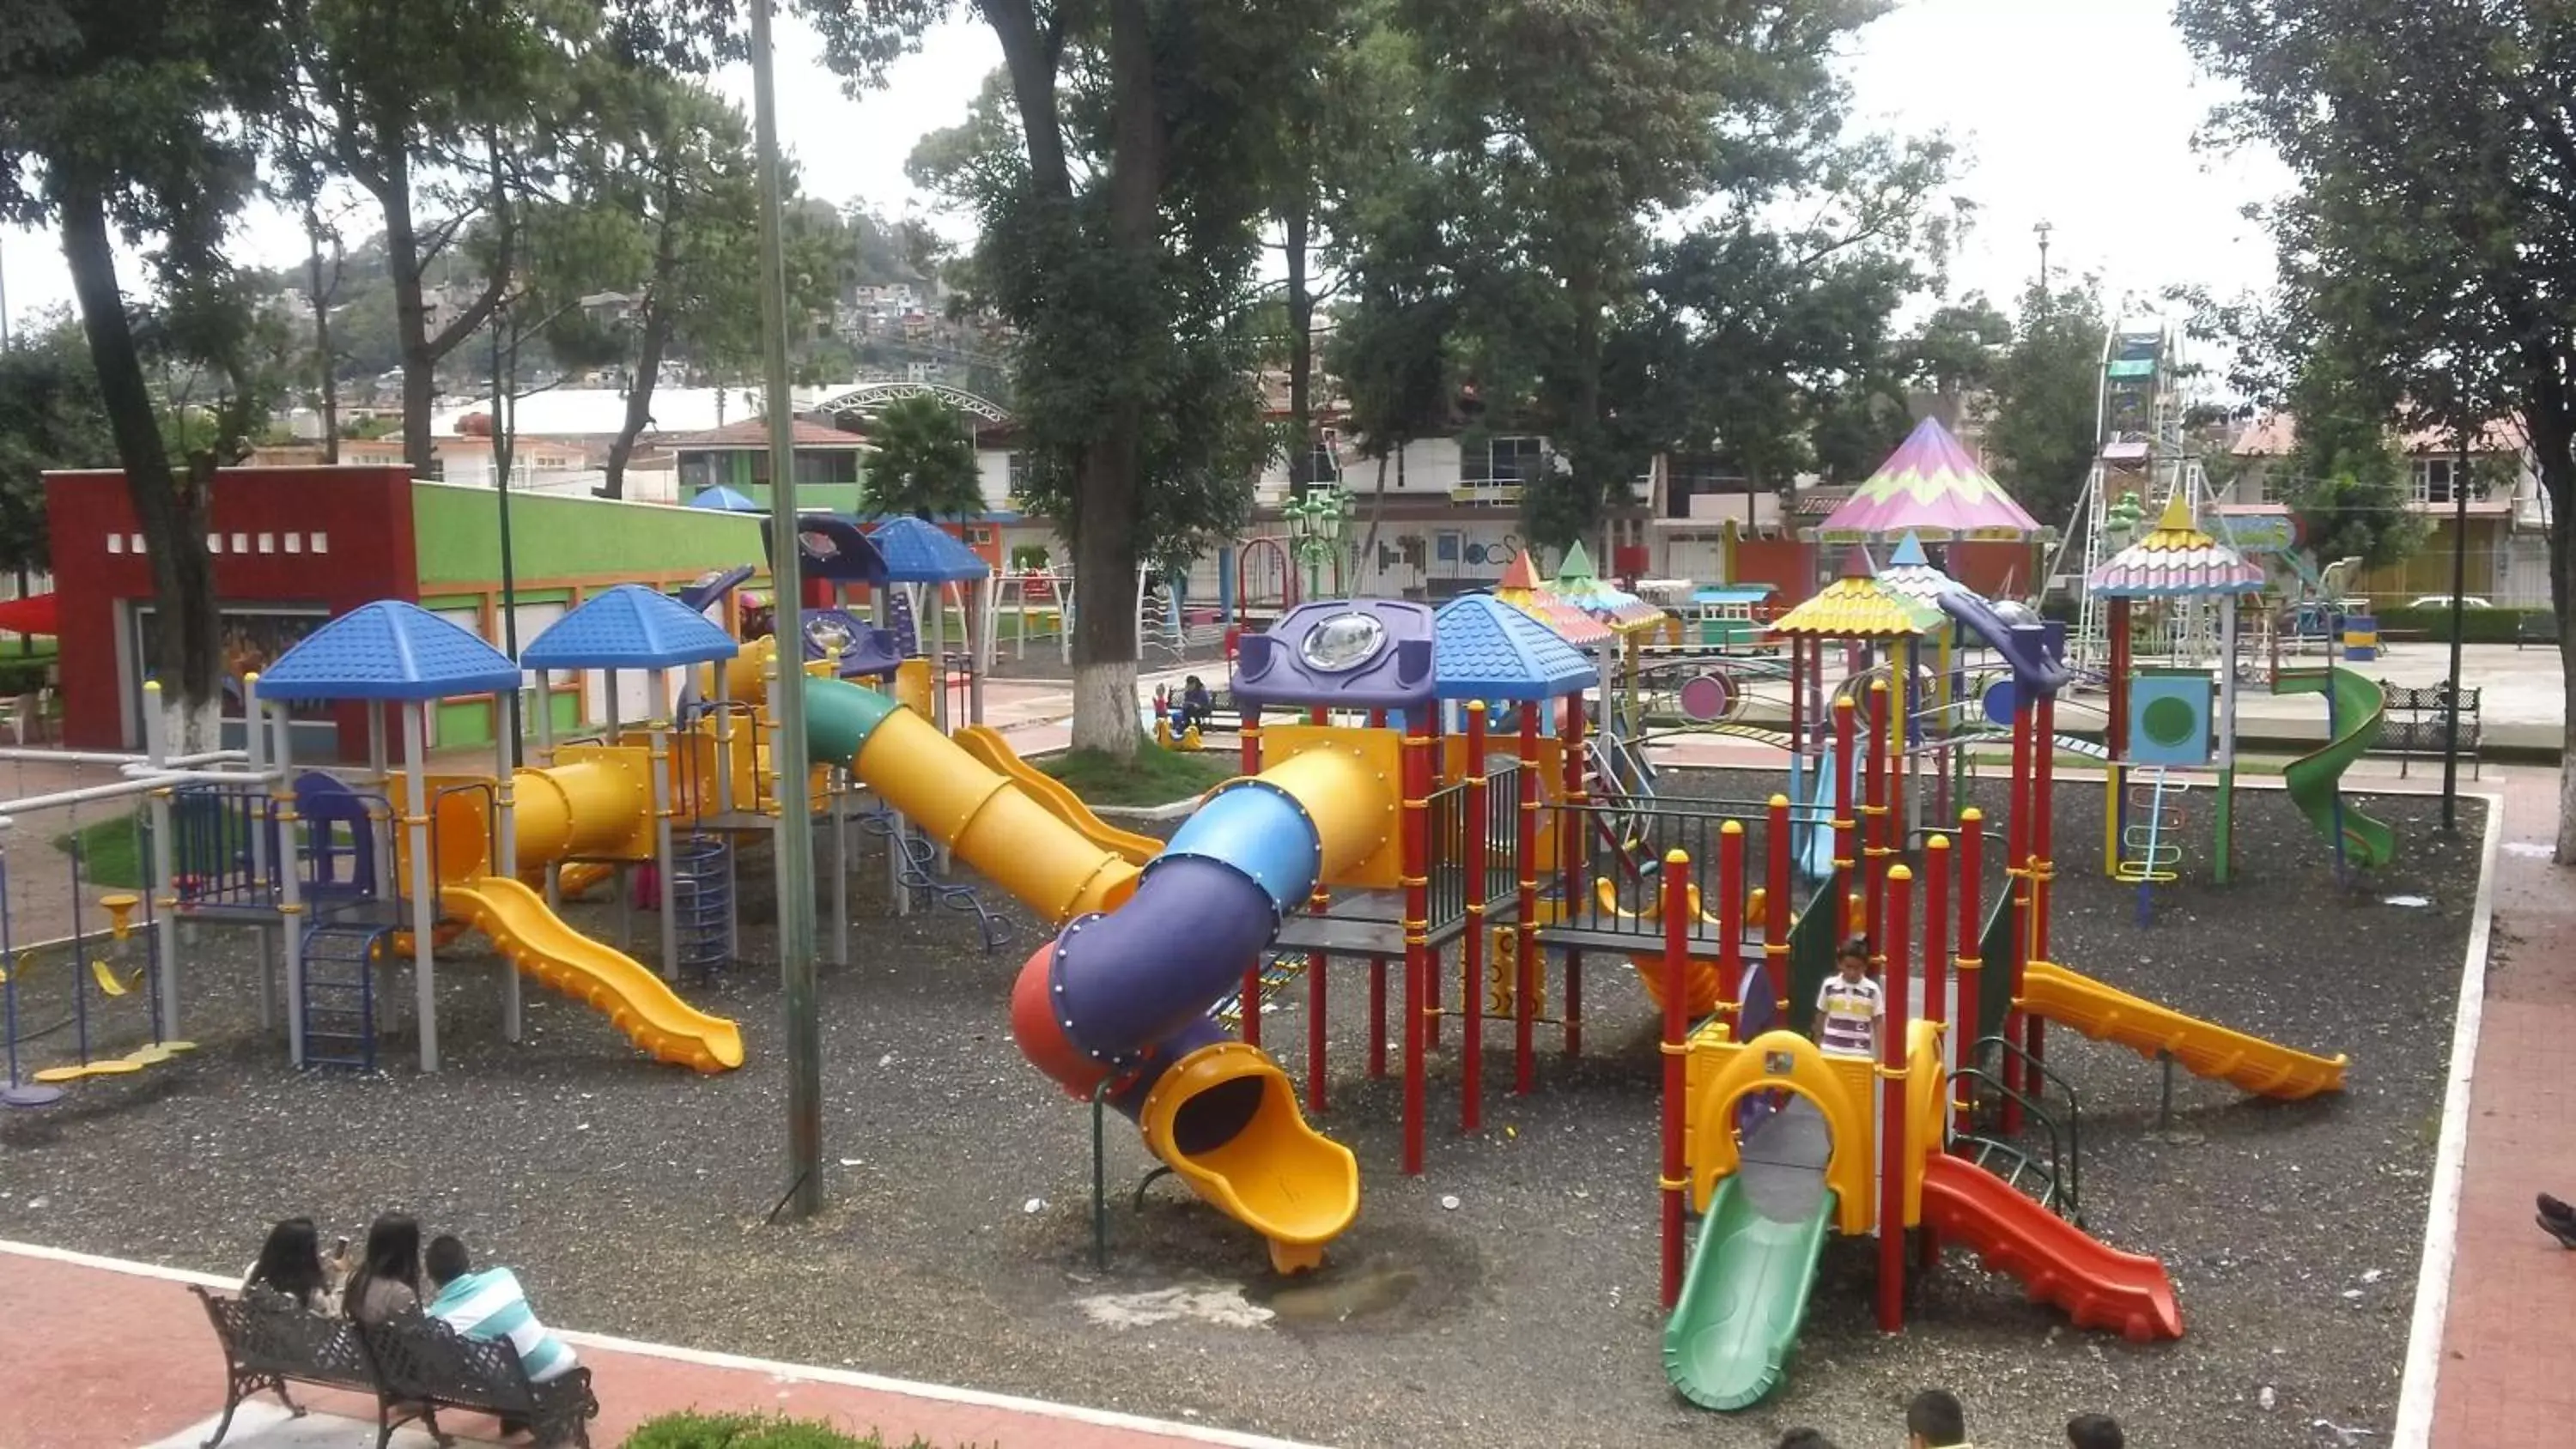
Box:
[2374,681,2482,779]
[192,1286,598,1449]
[358,1313,598,1449]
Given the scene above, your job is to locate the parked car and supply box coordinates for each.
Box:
[2407,594,2494,609]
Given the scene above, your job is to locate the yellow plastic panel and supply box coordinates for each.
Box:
[1256,724,1403,892]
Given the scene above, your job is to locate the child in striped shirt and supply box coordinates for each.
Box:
[423,1234,579,1390]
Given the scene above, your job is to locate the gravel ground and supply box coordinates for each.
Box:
[0,769,2483,1449]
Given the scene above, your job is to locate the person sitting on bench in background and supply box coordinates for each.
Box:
[243,1216,347,1313]
[425,1234,579,1384]
[1181,676,1215,732]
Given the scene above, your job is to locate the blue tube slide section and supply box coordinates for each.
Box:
[1937,590,2069,698]
[1010,781,1321,1116]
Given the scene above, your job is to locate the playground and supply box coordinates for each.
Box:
[0,412,2513,1448]
[0,756,2481,1446]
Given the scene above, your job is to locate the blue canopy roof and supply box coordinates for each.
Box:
[521,584,741,670]
[256,601,522,702]
[867,516,991,584]
[690,486,761,512]
[1433,594,1600,700]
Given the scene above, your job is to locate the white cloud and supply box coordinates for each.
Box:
[0,1,2287,340]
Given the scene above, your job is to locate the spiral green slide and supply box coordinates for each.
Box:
[1663,1097,1837,1410]
[2275,665,2396,868]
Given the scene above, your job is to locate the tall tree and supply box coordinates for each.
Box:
[1899,295,2014,431]
[0,312,117,576]
[859,394,985,520]
[817,0,1322,755]
[521,75,770,498]
[282,0,590,474]
[2176,0,2576,854]
[2280,351,2422,571]
[1394,0,1892,555]
[1984,281,2107,528]
[0,0,288,741]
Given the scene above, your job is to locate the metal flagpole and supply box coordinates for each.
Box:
[750,0,822,1217]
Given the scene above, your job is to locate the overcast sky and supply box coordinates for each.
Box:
[0,0,2287,342]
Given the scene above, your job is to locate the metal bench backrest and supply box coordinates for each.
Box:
[359,1315,537,1416]
[2380,682,2480,715]
[194,1286,374,1388]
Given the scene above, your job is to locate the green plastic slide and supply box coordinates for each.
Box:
[2276,666,2396,868]
[1662,1175,1838,1410]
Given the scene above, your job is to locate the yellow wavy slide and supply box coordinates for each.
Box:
[952,724,1162,866]
[440,876,746,1074]
[2018,960,2346,1100]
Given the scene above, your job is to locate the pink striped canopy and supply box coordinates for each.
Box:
[1816,417,2043,541]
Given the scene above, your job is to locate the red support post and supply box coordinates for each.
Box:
[1878,863,1914,1333]
[1765,793,1792,1025]
[1717,820,1745,1031]
[1658,847,1692,1311]
[1832,695,1857,941]
[1953,808,1984,1138]
[1368,956,1388,1078]
[2028,689,2056,1079]
[1516,708,1541,1094]
[1402,717,1432,1175]
[1241,702,1264,1048]
[1462,701,1490,1133]
[1920,834,1949,1271]
[2002,697,2032,1124]
[1864,678,1892,972]
[1563,694,1588,1058]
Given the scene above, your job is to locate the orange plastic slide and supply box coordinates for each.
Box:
[1917,1155,2183,1343]
[2018,961,2347,1100]
[951,724,1162,867]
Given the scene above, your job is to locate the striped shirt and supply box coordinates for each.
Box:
[425,1267,577,1383]
[1814,973,1883,1057]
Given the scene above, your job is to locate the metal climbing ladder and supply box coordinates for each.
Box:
[1952,1034,2087,1223]
[1213,954,1309,1030]
[2115,767,2188,925]
[300,922,396,1072]
[670,834,733,975]
[860,804,1015,953]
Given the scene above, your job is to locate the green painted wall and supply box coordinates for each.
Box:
[413,481,769,586]
[737,480,865,512]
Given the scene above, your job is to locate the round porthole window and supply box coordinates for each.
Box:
[1300,611,1387,672]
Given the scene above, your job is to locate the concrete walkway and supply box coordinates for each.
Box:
[0,1240,1321,1449]
[2416,766,2575,1447]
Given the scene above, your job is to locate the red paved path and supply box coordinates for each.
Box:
[0,1244,1317,1449]
[2425,764,2573,1447]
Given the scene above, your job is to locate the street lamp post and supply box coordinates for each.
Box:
[1284,488,1351,603]
[2441,416,2470,832]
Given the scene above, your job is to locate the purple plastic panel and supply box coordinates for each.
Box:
[1231,599,1437,712]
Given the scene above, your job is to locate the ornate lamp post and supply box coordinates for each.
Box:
[1284,488,1352,603]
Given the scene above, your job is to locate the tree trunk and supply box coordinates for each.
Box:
[2530,401,2575,862]
[1358,451,1390,581]
[603,308,671,500]
[58,176,222,747]
[307,215,340,464]
[1063,0,1163,760]
[1285,194,1314,490]
[378,146,440,476]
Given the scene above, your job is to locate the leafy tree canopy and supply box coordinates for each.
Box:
[859,393,985,520]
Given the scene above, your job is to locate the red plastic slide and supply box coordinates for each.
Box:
[1917,1155,2184,1343]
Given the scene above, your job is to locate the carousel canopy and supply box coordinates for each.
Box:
[1817,417,2043,542]
[1495,551,1613,646]
[1873,530,1959,603]
[1550,542,1668,634]
[1771,547,1944,639]
[2088,492,2267,597]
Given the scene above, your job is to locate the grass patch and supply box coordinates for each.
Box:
[54,810,147,890]
[624,1412,952,1449]
[1038,743,1234,806]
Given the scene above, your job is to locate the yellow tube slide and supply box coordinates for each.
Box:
[953,724,1162,867]
[846,705,1139,925]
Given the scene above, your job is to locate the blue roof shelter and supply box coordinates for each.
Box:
[255,601,532,1075]
[689,486,762,512]
[866,516,992,585]
[1434,594,1599,737]
[522,585,739,672]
